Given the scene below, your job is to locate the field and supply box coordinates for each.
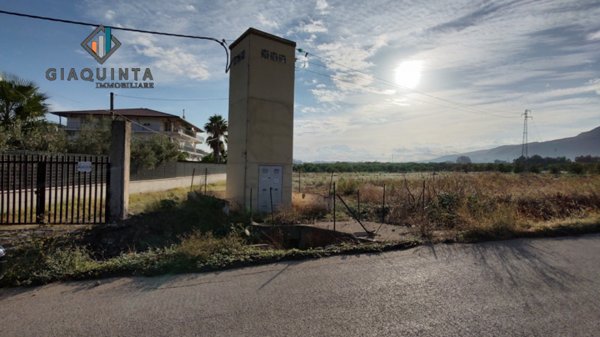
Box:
[288,171,600,240]
[2,171,599,287]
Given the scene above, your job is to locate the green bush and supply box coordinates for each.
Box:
[1,238,97,286]
[569,163,584,175]
[336,177,359,195]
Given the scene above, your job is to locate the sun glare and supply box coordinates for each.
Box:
[394,60,424,89]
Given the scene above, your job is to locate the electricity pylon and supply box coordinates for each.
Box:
[521,109,533,158]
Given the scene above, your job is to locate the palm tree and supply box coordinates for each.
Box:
[204,114,228,163]
[0,73,48,127]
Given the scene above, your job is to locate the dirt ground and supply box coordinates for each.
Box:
[0,225,89,249]
[306,220,419,242]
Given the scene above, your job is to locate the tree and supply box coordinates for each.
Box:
[66,116,182,170]
[0,73,48,127]
[1,120,67,152]
[0,74,67,152]
[203,114,228,163]
[130,134,181,171]
[456,156,472,164]
[67,116,111,155]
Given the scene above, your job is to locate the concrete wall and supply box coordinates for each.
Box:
[130,118,164,132]
[129,173,226,194]
[226,28,296,211]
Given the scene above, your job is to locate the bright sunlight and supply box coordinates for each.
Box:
[394,60,424,89]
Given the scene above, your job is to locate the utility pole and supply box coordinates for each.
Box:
[521,109,532,158]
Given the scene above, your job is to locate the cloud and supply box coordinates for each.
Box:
[257,13,279,29]
[310,87,344,103]
[315,0,329,14]
[590,78,600,95]
[72,0,600,161]
[104,10,116,21]
[298,20,327,33]
[126,34,211,81]
[587,30,600,40]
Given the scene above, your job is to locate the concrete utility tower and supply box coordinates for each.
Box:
[226,28,296,212]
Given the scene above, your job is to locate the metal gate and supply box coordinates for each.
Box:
[0,153,110,225]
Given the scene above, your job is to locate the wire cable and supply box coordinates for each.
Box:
[115,94,228,102]
[295,65,516,120]
[296,48,517,119]
[0,9,230,73]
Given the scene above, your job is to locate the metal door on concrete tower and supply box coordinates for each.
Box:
[258,165,282,213]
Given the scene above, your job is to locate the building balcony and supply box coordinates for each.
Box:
[166,130,204,144]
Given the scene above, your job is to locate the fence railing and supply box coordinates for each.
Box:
[130,161,226,181]
[0,153,110,225]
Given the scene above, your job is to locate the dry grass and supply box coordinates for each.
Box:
[128,181,226,214]
[176,231,245,260]
[290,171,600,239]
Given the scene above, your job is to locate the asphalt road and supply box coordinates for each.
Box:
[1,235,600,337]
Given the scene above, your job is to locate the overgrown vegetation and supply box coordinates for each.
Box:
[0,190,417,286]
[292,171,600,239]
[2,171,600,287]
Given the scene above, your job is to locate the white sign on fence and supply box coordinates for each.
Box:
[77,161,92,173]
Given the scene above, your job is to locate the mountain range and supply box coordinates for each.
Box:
[429,126,600,163]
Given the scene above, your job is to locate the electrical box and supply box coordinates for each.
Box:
[258,165,282,212]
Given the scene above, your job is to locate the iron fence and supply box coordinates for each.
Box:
[0,153,110,224]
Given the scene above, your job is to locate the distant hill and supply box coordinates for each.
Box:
[429,126,600,163]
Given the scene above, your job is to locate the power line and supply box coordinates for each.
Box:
[0,9,230,73]
[110,110,200,138]
[300,56,515,119]
[295,64,516,120]
[115,94,228,102]
[296,48,516,119]
[530,118,543,143]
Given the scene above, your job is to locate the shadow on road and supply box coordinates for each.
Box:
[440,238,586,292]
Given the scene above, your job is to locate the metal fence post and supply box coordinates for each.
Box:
[249,187,253,219]
[190,168,196,191]
[35,159,47,224]
[357,189,360,222]
[381,184,386,224]
[204,167,208,195]
[270,187,274,225]
[333,182,336,232]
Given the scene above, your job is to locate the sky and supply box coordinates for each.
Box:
[0,0,599,162]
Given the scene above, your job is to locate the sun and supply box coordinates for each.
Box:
[394,60,424,89]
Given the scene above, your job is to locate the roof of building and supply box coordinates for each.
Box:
[51,108,203,132]
[229,27,296,50]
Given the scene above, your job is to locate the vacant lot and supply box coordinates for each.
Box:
[1,171,599,287]
[289,171,600,240]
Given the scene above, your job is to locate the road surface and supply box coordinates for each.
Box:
[1,235,599,336]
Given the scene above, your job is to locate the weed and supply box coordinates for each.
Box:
[336,177,360,195]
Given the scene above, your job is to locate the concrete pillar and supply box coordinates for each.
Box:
[226,28,296,212]
[109,119,131,221]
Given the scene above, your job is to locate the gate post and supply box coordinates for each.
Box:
[109,120,131,222]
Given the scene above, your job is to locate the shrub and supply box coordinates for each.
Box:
[1,238,97,286]
[568,163,584,175]
[336,177,359,195]
[176,232,244,261]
